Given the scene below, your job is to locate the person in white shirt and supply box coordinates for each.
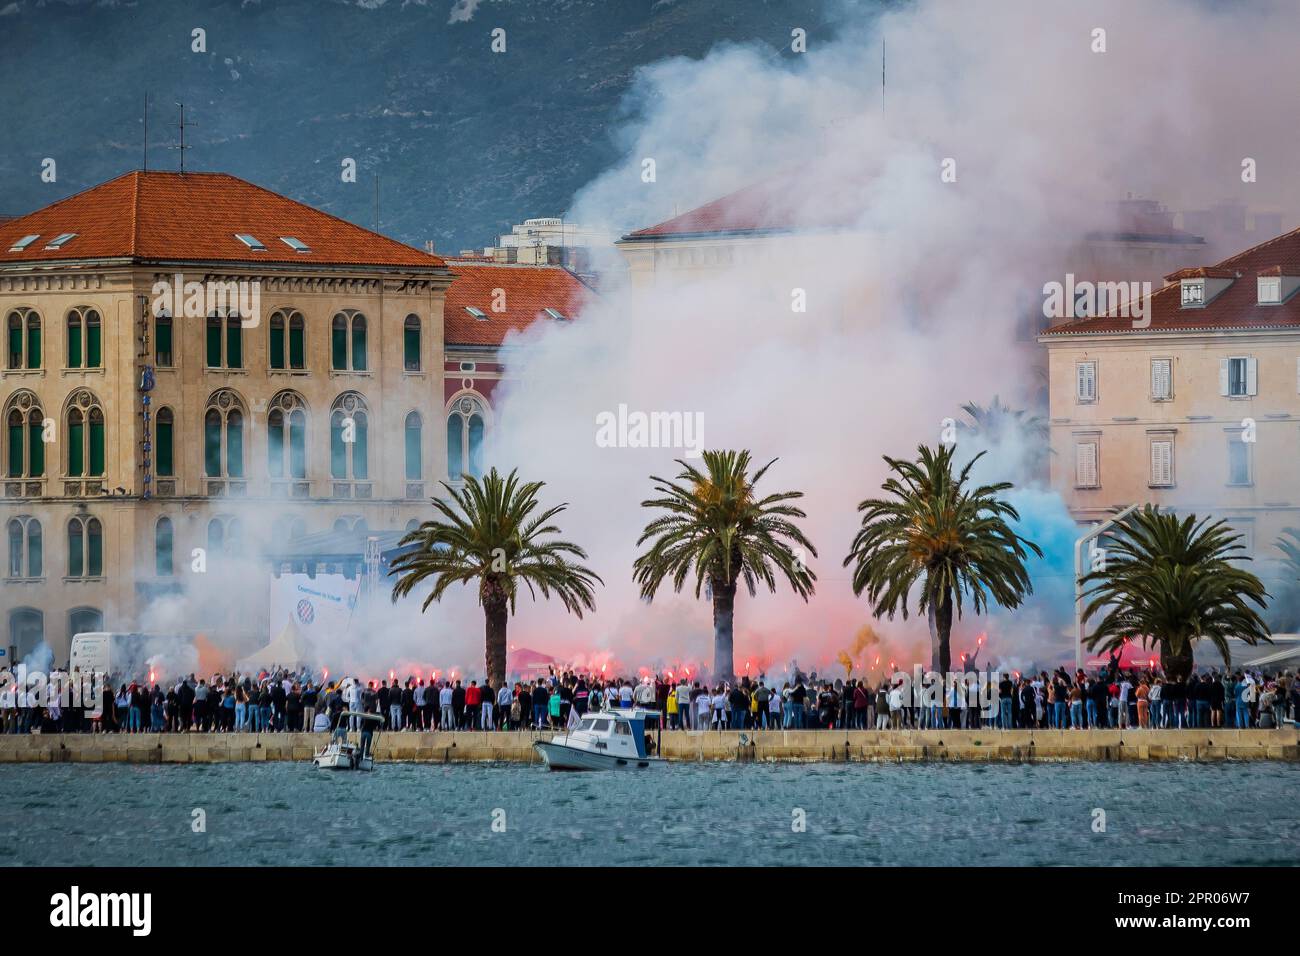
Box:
[439,683,454,730]
[696,690,711,728]
[676,682,692,729]
[619,682,635,709]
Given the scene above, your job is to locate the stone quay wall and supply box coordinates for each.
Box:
[0,728,1295,764]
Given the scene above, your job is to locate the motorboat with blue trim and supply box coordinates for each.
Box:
[533,707,666,770]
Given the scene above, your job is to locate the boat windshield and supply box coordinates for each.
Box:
[576,718,598,731]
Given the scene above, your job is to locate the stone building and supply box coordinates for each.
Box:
[0,170,456,661]
[1041,225,1300,582]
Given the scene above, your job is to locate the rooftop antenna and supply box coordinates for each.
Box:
[374,175,380,232]
[881,38,886,115]
[168,102,195,173]
[142,92,149,171]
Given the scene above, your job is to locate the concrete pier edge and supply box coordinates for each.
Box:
[0,728,1296,764]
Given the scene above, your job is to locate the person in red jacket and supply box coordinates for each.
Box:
[465,681,483,730]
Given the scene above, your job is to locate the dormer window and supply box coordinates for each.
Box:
[8,235,39,252]
[44,233,77,250]
[235,234,266,251]
[465,306,487,321]
[1180,279,1204,307]
[543,308,567,321]
[1257,276,1281,304]
[279,236,311,253]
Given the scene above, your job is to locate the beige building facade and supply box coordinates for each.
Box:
[0,171,453,663]
[1043,235,1300,589]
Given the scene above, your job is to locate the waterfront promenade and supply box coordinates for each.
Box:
[0,728,1295,764]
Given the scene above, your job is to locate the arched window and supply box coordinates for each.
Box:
[155,407,175,477]
[6,516,41,578]
[205,311,244,369]
[8,608,44,661]
[155,516,174,576]
[205,515,242,556]
[4,391,44,479]
[65,390,105,478]
[68,607,103,637]
[330,392,369,480]
[203,390,245,478]
[269,309,306,371]
[67,515,103,578]
[330,310,367,372]
[447,395,487,481]
[405,518,421,532]
[403,314,421,371]
[6,308,41,370]
[267,391,308,480]
[404,411,422,480]
[155,310,173,367]
[66,307,101,369]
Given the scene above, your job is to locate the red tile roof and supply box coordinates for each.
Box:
[622,171,857,240]
[0,170,443,269]
[1044,224,1300,336]
[443,260,592,348]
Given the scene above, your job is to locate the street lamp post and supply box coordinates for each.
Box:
[1074,504,1140,671]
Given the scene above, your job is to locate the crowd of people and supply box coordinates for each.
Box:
[1,658,1295,734]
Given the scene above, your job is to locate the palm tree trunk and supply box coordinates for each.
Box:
[1160,640,1194,683]
[484,595,508,690]
[711,577,736,684]
[928,604,939,672]
[935,587,953,676]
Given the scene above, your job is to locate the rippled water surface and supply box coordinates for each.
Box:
[1,761,1295,866]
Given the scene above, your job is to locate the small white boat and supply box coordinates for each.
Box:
[312,711,383,771]
[534,707,667,771]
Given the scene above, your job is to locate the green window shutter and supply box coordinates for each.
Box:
[404,327,420,370]
[206,321,221,367]
[226,416,244,477]
[68,523,83,577]
[330,417,346,478]
[289,325,305,369]
[27,523,41,577]
[468,414,485,478]
[27,323,40,368]
[155,319,172,366]
[226,322,242,369]
[289,416,306,478]
[156,522,173,577]
[88,525,102,577]
[67,320,82,368]
[28,420,43,477]
[269,323,284,370]
[446,414,463,481]
[353,420,368,479]
[331,324,346,370]
[204,414,221,477]
[267,420,284,478]
[88,420,105,476]
[351,323,367,371]
[7,325,20,368]
[7,422,22,477]
[405,419,421,480]
[86,320,101,368]
[68,421,84,477]
[156,421,173,477]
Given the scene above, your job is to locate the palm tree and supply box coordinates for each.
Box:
[1080,507,1270,681]
[634,450,816,683]
[957,395,1050,482]
[390,467,602,689]
[1278,528,1300,584]
[843,444,1041,675]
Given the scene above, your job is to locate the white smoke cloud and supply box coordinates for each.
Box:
[472,0,1300,677]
